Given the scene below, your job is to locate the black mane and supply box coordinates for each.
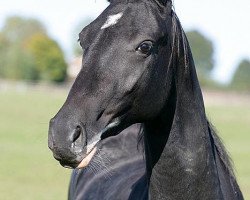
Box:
[171,12,237,186]
[145,11,243,199]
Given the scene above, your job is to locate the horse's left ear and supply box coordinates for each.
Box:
[154,0,172,15]
[155,0,172,6]
[107,0,116,3]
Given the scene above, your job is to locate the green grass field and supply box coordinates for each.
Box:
[0,87,249,200]
[206,104,250,199]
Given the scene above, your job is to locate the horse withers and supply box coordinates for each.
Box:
[48,0,244,199]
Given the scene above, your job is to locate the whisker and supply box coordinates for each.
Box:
[94,150,113,180]
[87,150,112,180]
[91,161,100,175]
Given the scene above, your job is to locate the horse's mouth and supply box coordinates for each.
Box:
[76,147,97,169]
[54,142,99,169]
[53,155,80,169]
[58,146,98,169]
[76,117,125,169]
[59,161,78,169]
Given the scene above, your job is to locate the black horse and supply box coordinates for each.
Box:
[48,0,244,199]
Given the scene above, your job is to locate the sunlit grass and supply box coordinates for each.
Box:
[0,89,71,200]
[0,88,249,199]
[206,104,250,200]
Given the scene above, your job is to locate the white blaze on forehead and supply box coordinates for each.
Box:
[101,12,123,29]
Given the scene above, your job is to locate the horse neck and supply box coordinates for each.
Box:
[143,79,225,199]
[142,27,231,195]
[141,14,244,199]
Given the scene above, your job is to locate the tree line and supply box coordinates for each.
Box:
[187,30,250,91]
[0,16,67,83]
[0,16,249,90]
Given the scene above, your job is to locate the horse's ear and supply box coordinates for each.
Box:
[155,0,172,7]
[154,0,172,15]
[107,0,115,3]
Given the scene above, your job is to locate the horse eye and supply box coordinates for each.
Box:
[137,41,153,55]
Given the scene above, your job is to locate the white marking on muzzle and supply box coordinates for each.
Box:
[101,12,123,29]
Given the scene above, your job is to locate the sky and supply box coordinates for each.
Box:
[0,0,250,84]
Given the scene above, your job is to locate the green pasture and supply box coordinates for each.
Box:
[206,104,250,199]
[0,88,249,200]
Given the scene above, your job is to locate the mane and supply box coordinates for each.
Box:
[137,124,144,151]
[173,10,242,197]
[174,12,238,183]
[144,8,242,198]
[207,121,242,192]
[173,6,240,188]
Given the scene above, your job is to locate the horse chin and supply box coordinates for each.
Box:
[60,162,77,169]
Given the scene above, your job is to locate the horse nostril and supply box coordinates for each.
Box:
[72,126,82,143]
[71,125,85,153]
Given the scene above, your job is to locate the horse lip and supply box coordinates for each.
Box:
[54,150,93,169]
[74,140,101,169]
[77,147,97,168]
[59,161,78,169]
[59,148,97,169]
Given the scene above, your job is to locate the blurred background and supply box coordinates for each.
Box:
[0,0,249,199]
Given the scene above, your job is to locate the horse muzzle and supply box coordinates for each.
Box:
[48,118,88,168]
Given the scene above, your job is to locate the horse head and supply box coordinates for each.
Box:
[48,0,175,169]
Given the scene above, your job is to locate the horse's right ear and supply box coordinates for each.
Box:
[154,0,172,15]
[107,0,117,3]
[155,0,172,6]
